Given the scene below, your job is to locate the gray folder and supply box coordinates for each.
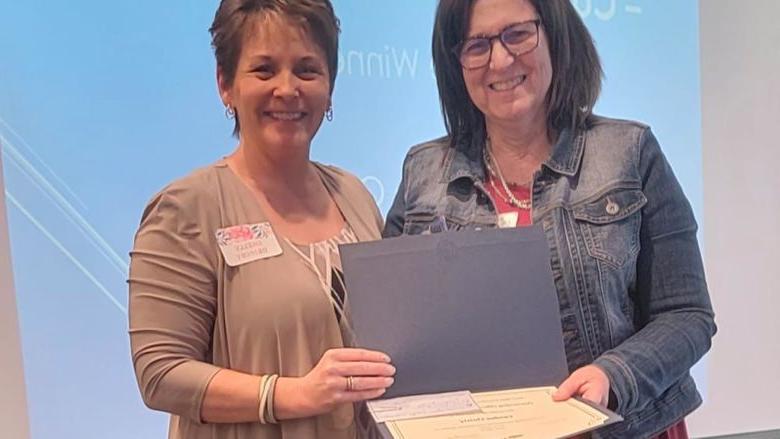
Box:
[340,225,569,400]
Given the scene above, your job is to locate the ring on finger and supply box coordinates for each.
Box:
[346,376,355,392]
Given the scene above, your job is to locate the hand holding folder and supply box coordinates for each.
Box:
[340,226,621,439]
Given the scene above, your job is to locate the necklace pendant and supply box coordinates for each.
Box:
[498,212,519,228]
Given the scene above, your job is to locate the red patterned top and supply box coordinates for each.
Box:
[653,421,689,439]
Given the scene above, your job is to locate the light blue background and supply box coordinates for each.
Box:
[0,1,702,437]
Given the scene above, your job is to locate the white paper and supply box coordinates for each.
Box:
[367,390,480,423]
[386,387,615,439]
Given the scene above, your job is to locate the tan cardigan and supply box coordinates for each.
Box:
[128,160,383,439]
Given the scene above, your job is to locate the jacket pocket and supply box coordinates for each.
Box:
[572,188,647,268]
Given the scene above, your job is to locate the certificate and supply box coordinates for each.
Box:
[385,387,620,439]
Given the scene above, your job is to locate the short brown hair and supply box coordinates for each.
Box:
[432,0,603,148]
[209,0,340,135]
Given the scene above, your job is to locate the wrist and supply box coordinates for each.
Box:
[274,376,309,420]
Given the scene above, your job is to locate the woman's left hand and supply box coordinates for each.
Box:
[552,364,610,407]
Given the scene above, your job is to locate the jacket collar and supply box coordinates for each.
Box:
[442,136,485,183]
[544,128,584,177]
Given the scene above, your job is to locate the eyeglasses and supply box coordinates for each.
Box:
[454,19,542,70]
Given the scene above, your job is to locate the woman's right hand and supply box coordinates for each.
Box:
[275,348,395,420]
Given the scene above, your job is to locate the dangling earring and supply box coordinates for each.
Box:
[225,105,235,119]
[325,105,333,122]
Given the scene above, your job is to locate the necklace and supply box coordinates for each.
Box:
[483,142,532,210]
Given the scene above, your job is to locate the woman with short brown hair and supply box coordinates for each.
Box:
[129,1,395,438]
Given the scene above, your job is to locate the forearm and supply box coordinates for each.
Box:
[200,369,263,423]
[596,229,715,413]
[201,370,312,423]
[594,305,715,413]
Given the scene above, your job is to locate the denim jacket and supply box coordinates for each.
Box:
[384,116,716,438]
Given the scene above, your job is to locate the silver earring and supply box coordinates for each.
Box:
[325,106,333,122]
[225,105,235,119]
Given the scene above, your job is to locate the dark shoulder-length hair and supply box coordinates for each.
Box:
[432,0,603,147]
[209,0,340,136]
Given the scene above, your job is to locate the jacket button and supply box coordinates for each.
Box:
[606,199,620,215]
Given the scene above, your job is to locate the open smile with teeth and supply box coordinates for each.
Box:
[489,75,527,91]
[267,111,306,121]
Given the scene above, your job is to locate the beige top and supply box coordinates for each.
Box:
[128,160,383,439]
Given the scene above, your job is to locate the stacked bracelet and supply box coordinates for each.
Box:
[257,375,269,424]
[257,374,279,424]
[265,375,278,424]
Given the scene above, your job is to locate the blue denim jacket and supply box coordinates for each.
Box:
[384,116,716,438]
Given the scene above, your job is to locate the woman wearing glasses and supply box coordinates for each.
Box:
[384,0,716,438]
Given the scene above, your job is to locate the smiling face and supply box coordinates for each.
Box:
[461,0,553,129]
[218,13,331,152]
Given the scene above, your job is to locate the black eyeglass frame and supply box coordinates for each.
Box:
[453,18,542,70]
